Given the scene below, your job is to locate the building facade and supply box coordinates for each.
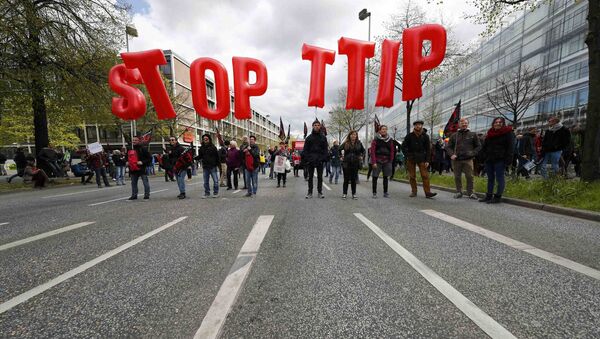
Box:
[383,0,589,140]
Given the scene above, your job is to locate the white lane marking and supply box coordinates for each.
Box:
[354,213,516,339]
[232,190,241,194]
[0,216,187,314]
[42,186,120,199]
[0,222,95,252]
[0,222,9,226]
[314,173,332,191]
[88,189,169,206]
[195,215,275,339]
[421,209,600,281]
[188,182,203,186]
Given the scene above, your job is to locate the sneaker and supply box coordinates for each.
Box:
[383,192,389,198]
[342,194,347,200]
[318,193,324,199]
[425,192,438,199]
[127,196,137,201]
[245,192,252,197]
[479,194,492,203]
[305,194,312,199]
[372,194,377,199]
[178,193,186,199]
[352,195,358,200]
[212,193,219,198]
[469,193,478,200]
[488,195,502,204]
[453,192,463,199]
[202,195,210,199]
[143,196,149,200]
[409,192,417,197]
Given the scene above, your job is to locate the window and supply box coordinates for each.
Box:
[578,88,588,105]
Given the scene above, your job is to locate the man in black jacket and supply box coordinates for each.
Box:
[128,136,152,200]
[402,120,437,198]
[169,136,187,199]
[540,116,571,179]
[196,134,220,198]
[303,119,329,199]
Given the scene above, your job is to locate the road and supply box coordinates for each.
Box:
[0,171,599,338]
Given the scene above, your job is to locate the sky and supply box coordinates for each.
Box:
[127,0,485,137]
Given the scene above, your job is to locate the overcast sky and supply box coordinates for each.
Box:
[127,0,484,136]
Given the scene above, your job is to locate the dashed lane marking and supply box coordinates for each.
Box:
[0,221,95,252]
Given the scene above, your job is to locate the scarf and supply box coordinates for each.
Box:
[486,126,512,139]
[375,133,391,142]
[549,123,563,132]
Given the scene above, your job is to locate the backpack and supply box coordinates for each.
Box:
[128,149,140,172]
[245,151,255,172]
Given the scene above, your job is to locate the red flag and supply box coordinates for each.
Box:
[216,128,225,147]
[139,128,153,145]
[303,122,308,139]
[374,114,381,133]
[279,117,286,140]
[443,99,461,136]
[321,119,327,136]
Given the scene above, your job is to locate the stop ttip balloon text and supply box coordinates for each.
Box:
[108,24,446,121]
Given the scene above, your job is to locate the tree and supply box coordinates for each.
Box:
[0,0,127,155]
[372,0,464,136]
[465,0,600,181]
[486,65,552,128]
[422,85,444,137]
[328,88,369,141]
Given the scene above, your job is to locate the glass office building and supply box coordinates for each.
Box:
[382,0,589,139]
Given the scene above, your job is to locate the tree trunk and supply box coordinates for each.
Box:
[405,100,415,136]
[31,78,49,155]
[582,0,600,181]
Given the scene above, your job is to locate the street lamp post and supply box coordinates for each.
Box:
[359,8,371,149]
[125,25,138,146]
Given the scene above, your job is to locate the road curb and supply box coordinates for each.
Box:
[392,178,600,223]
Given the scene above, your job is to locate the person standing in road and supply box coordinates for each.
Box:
[112,149,127,186]
[446,118,481,199]
[329,140,341,185]
[242,135,261,197]
[169,136,187,199]
[218,143,228,187]
[128,136,152,200]
[402,120,437,198]
[303,119,329,199]
[88,151,111,188]
[196,134,220,198]
[274,141,290,188]
[370,125,395,199]
[226,141,241,190]
[540,116,571,179]
[479,117,514,204]
[292,151,301,177]
[340,130,365,200]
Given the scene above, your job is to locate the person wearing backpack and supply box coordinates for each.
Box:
[127,136,152,201]
[195,134,220,198]
[242,135,261,197]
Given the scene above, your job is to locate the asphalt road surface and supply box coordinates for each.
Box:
[0,171,599,338]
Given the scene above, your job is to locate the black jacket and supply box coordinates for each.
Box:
[131,145,152,174]
[303,131,329,166]
[241,143,260,170]
[340,141,365,167]
[447,129,482,160]
[329,145,341,166]
[518,133,536,158]
[542,125,571,153]
[402,132,431,163]
[13,151,27,169]
[196,143,219,169]
[481,130,514,164]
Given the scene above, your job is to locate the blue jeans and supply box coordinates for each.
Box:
[329,165,341,183]
[115,166,125,185]
[176,169,187,194]
[485,161,506,196]
[131,173,150,197]
[203,167,219,195]
[540,150,562,179]
[245,169,258,195]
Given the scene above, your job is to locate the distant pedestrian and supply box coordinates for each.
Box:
[6,148,27,183]
[402,120,437,198]
[540,116,571,179]
[274,141,289,188]
[329,140,341,185]
[516,128,536,179]
[242,135,261,197]
[71,162,94,185]
[196,134,220,198]
[127,136,152,200]
[169,136,187,199]
[292,152,301,177]
[303,119,329,199]
[370,125,395,198]
[226,141,241,190]
[0,152,7,176]
[88,151,111,188]
[219,143,228,187]
[446,118,481,199]
[23,157,49,188]
[340,130,365,200]
[479,117,514,204]
[112,150,127,185]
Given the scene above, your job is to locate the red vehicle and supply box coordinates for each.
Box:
[292,140,305,152]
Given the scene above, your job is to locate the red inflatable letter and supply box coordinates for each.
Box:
[232,57,268,119]
[108,64,146,120]
[301,43,336,108]
[375,39,401,108]
[338,37,375,110]
[402,24,446,101]
[190,58,231,121]
[121,49,177,120]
